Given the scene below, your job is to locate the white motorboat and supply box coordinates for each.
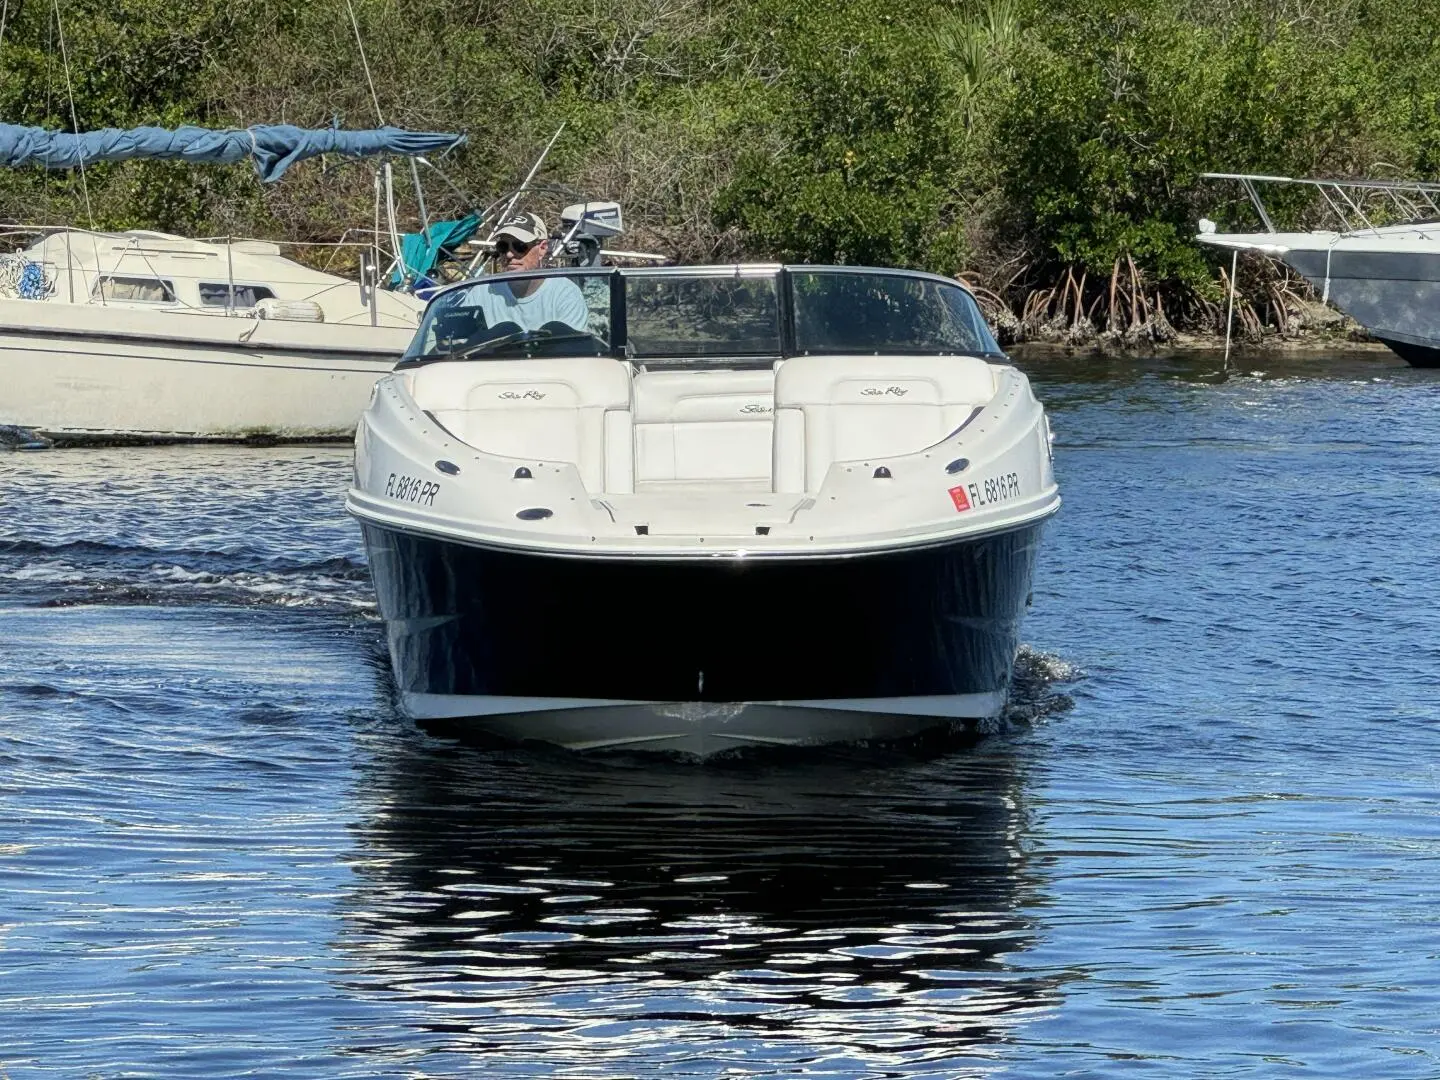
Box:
[0,227,425,443]
[1197,172,1440,367]
[348,263,1060,754]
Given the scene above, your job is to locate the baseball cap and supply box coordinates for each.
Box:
[493,210,548,245]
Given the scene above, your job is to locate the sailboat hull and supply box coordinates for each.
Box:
[0,300,406,440]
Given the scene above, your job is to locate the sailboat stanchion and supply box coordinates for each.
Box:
[64,229,74,303]
[371,169,382,325]
[368,252,378,327]
[226,237,236,312]
[1223,249,1238,371]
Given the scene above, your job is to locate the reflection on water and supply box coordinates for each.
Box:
[336,727,1060,1074]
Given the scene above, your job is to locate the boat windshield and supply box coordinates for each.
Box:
[402,270,614,363]
[790,270,1001,356]
[625,270,781,358]
[400,266,1001,365]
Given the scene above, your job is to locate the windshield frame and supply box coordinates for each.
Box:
[398,264,1007,368]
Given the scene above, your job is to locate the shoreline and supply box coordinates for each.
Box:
[1007,330,1395,359]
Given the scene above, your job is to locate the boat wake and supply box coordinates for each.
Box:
[1004,644,1081,725]
[0,537,374,612]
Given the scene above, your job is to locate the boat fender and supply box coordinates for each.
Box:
[255,298,325,323]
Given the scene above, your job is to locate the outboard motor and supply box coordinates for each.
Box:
[554,201,624,267]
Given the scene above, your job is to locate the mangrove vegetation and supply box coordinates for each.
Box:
[1,0,1437,342]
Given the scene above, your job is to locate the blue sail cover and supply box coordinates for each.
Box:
[0,123,465,183]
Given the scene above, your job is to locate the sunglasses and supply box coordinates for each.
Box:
[493,238,537,257]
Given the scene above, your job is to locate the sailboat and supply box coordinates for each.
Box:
[0,122,464,443]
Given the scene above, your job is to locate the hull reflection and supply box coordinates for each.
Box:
[333,730,1062,1072]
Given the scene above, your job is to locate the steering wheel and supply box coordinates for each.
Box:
[457,327,546,357]
[455,323,606,359]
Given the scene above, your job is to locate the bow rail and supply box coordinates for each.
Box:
[1202,172,1440,234]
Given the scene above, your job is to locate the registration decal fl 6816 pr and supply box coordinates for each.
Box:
[968,472,1021,508]
[948,485,972,512]
[386,472,441,507]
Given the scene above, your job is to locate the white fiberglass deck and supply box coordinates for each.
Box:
[401,352,1001,521]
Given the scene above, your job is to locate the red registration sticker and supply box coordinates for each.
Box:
[948,485,972,512]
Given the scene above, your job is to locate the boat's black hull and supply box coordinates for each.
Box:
[1284,249,1440,367]
[361,522,1044,717]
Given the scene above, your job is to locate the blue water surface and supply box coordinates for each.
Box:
[1,347,1437,1077]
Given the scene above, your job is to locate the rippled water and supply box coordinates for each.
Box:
[2,348,1438,1077]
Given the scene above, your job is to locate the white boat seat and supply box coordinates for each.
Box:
[632,368,775,485]
[772,354,996,493]
[410,358,635,493]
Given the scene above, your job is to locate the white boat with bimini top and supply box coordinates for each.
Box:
[1197,172,1440,367]
[348,263,1060,754]
[0,122,463,443]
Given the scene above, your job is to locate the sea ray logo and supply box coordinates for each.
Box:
[860,386,909,397]
[739,402,772,414]
[499,390,546,400]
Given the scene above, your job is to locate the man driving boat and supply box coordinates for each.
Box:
[464,211,588,333]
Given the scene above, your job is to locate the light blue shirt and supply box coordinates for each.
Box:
[466,277,589,334]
